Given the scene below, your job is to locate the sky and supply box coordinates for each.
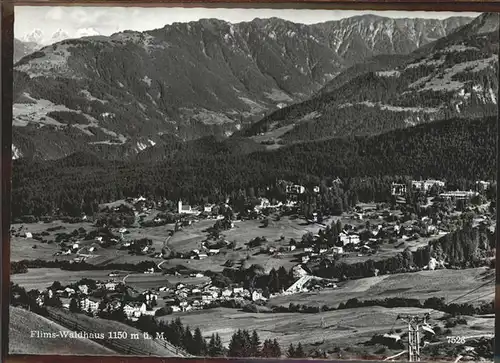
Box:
[15,6,481,44]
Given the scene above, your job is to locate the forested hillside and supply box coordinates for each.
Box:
[241,13,498,144]
[11,115,496,219]
[11,15,471,161]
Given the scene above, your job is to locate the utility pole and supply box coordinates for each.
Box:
[397,313,430,362]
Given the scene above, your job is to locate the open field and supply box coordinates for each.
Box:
[164,216,335,274]
[10,220,166,265]
[11,221,97,262]
[160,306,445,349]
[269,267,494,308]
[46,307,179,356]
[11,268,128,290]
[9,306,115,355]
[11,235,72,262]
[124,272,210,291]
[159,250,299,275]
[169,217,331,253]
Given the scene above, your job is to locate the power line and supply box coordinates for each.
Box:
[444,277,494,307]
[459,291,494,307]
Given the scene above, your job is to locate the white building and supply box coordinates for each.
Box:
[178,200,199,215]
[332,246,344,255]
[105,282,117,291]
[252,290,267,302]
[412,179,445,191]
[80,297,100,313]
[204,204,215,213]
[123,302,147,318]
[254,198,271,211]
[286,184,306,195]
[339,233,360,245]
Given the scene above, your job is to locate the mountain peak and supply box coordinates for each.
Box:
[22,29,44,44]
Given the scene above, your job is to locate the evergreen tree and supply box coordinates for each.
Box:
[250,330,261,357]
[228,329,244,357]
[287,343,296,358]
[69,297,80,313]
[295,342,306,358]
[271,339,282,357]
[207,334,217,357]
[241,329,253,357]
[213,333,224,356]
[193,327,206,356]
[182,326,194,353]
[261,339,274,358]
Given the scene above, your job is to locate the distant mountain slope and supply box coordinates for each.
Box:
[9,306,114,355]
[242,13,498,144]
[12,15,471,161]
[14,38,39,63]
[135,135,266,162]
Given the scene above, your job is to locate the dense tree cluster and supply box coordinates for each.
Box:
[10,259,160,275]
[279,296,494,316]
[313,224,494,280]
[10,115,495,220]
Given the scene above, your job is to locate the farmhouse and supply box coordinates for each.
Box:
[251,290,267,302]
[123,302,147,318]
[105,282,117,291]
[78,285,89,295]
[332,246,344,255]
[143,291,158,301]
[62,288,76,297]
[254,198,271,211]
[286,184,306,195]
[204,204,215,213]
[339,233,360,245]
[80,296,100,313]
[24,232,32,239]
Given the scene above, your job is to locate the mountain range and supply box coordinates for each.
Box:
[11,13,497,161]
[240,12,498,144]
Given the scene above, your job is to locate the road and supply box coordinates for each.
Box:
[122,273,131,284]
[157,235,172,269]
[120,235,174,284]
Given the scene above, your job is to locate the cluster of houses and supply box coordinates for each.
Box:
[33,279,162,320]
[32,271,275,322]
[159,282,268,313]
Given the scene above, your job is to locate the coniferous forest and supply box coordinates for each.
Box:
[11,115,496,220]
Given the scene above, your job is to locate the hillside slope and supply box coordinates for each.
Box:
[11,114,496,219]
[9,306,115,355]
[12,15,470,161]
[242,13,498,144]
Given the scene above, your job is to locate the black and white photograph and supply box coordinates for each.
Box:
[8,5,497,361]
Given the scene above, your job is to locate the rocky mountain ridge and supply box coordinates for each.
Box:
[241,12,498,145]
[12,14,472,160]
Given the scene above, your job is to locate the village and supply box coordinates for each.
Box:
[11,177,495,331]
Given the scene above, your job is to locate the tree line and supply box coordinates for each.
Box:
[272,295,494,316]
